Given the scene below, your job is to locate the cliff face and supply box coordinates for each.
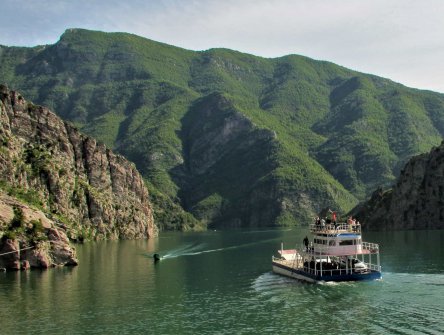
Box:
[0,85,156,269]
[352,141,444,230]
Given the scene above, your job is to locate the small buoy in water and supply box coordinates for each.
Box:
[153,253,161,262]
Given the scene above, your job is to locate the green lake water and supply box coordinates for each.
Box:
[1,228,443,334]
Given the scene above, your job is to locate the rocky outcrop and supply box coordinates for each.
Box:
[352,141,444,230]
[0,192,78,269]
[0,85,156,262]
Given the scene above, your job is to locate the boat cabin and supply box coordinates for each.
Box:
[312,233,363,255]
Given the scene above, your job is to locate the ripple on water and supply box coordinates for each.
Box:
[249,271,444,335]
[2,231,444,335]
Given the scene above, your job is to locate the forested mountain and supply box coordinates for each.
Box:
[1,28,444,229]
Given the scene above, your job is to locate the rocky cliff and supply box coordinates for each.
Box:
[0,85,156,269]
[352,141,444,230]
[0,192,78,270]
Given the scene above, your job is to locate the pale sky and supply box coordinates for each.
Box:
[1,0,443,93]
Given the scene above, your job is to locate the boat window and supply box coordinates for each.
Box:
[339,240,354,246]
[329,240,335,246]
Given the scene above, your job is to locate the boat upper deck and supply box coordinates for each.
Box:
[309,223,361,235]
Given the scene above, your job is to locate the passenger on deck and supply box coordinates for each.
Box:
[303,236,309,251]
[329,209,337,228]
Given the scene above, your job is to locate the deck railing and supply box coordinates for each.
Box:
[367,263,381,271]
[273,256,381,276]
[305,267,356,276]
[362,241,379,253]
[309,223,361,234]
[303,262,381,277]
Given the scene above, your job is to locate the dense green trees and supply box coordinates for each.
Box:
[2,28,444,229]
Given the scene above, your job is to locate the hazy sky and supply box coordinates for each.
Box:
[1,0,443,93]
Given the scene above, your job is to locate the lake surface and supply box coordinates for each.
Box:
[1,228,443,334]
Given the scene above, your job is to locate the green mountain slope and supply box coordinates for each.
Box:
[2,28,444,228]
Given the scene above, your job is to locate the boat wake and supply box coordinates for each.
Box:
[151,238,280,261]
[316,280,358,287]
[252,272,301,293]
[159,243,224,260]
[240,228,292,234]
[382,271,444,285]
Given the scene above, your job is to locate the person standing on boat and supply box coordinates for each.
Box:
[303,236,309,251]
[328,209,337,229]
[315,216,321,231]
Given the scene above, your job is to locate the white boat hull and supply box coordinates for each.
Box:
[272,260,382,283]
[272,263,317,283]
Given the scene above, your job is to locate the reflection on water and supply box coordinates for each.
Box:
[1,229,443,334]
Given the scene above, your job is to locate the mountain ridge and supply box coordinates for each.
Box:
[2,28,444,228]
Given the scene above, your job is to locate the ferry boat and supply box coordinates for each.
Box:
[272,222,381,283]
